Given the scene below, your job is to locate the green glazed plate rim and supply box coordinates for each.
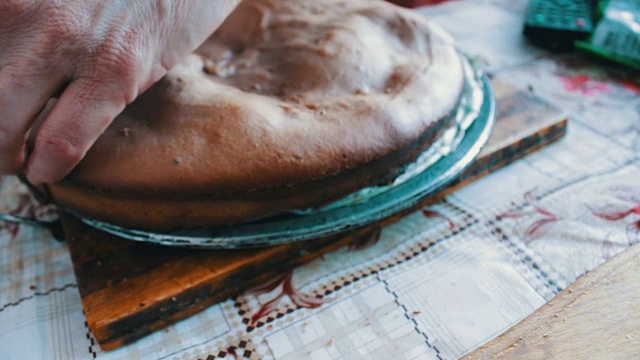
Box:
[75,56,497,249]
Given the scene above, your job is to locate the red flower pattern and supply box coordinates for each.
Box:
[347,228,382,251]
[224,347,238,360]
[0,176,59,240]
[560,74,612,96]
[0,219,20,241]
[248,272,330,326]
[622,79,640,96]
[246,273,289,296]
[592,204,640,222]
[0,192,58,240]
[590,188,640,246]
[421,208,456,230]
[497,191,560,244]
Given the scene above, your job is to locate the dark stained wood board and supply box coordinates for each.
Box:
[63,80,568,351]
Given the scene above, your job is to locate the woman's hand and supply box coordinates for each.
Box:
[0,0,239,184]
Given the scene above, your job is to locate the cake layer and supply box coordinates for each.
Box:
[50,112,453,231]
[48,0,464,230]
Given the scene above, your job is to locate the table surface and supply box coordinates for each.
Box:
[464,241,640,359]
[1,1,639,359]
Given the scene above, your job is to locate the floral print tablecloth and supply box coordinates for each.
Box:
[1,1,639,359]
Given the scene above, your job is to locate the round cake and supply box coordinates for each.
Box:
[46,0,465,231]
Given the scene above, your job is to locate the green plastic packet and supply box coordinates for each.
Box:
[576,0,640,70]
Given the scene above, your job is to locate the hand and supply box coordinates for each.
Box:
[0,0,239,184]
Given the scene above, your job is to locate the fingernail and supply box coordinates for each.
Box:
[26,154,53,185]
[26,166,43,185]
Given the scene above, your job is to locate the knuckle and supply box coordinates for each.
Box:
[98,31,144,73]
[73,82,102,102]
[90,37,144,102]
[50,18,85,44]
[44,10,89,50]
[38,134,83,165]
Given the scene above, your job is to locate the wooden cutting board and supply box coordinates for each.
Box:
[62,80,568,350]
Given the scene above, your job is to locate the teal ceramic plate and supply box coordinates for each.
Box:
[76,56,496,248]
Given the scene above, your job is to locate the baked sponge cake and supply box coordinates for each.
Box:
[47,0,465,231]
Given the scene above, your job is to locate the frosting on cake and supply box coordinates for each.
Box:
[47,0,464,231]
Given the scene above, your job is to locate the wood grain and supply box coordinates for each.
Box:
[63,80,568,350]
[65,217,366,349]
[464,244,640,359]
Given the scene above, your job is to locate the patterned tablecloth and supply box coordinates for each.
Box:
[1,1,639,359]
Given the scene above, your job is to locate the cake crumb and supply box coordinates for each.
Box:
[327,337,334,346]
[29,285,36,291]
[287,94,305,103]
[412,310,421,315]
[279,104,297,114]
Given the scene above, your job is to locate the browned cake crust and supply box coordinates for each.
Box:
[47,0,464,231]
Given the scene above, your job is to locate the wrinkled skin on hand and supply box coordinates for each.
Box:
[0,0,239,184]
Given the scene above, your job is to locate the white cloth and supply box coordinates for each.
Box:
[1,1,639,359]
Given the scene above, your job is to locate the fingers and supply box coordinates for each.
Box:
[26,78,127,184]
[0,65,66,173]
